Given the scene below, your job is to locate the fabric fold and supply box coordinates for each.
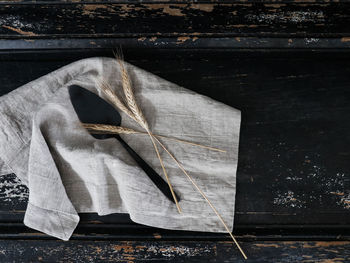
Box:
[0,57,241,240]
[24,111,80,239]
[24,202,79,241]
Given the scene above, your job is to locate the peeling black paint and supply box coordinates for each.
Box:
[0,3,349,38]
[0,240,349,262]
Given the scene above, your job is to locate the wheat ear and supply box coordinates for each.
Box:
[98,79,138,123]
[83,123,226,153]
[115,55,149,130]
[83,123,138,135]
[152,135,247,260]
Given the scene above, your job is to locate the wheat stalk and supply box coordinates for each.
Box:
[82,123,226,153]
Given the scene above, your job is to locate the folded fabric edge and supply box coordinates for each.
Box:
[24,202,80,241]
[0,142,30,186]
[0,161,13,176]
[231,108,242,230]
[0,111,30,184]
[129,210,231,234]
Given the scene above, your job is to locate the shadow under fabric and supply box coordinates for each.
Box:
[0,57,241,240]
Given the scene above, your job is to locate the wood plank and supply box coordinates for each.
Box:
[0,3,350,39]
[0,240,348,262]
[1,37,350,50]
[1,0,349,3]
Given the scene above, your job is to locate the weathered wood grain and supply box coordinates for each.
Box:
[1,0,349,3]
[1,37,350,50]
[0,240,349,262]
[0,3,349,39]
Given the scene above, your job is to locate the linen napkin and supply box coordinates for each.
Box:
[0,57,241,241]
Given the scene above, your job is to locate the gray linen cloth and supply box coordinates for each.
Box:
[0,57,241,241]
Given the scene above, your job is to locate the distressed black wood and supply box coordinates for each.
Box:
[2,37,350,50]
[0,240,349,262]
[0,3,350,39]
[0,1,350,262]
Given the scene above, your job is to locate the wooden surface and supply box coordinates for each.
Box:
[1,2,350,37]
[1,2,350,50]
[0,1,350,262]
[0,240,349,262]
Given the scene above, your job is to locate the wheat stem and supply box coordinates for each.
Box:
[152,135,247,260]
[146,128,182,213]
[151,133,226,153]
